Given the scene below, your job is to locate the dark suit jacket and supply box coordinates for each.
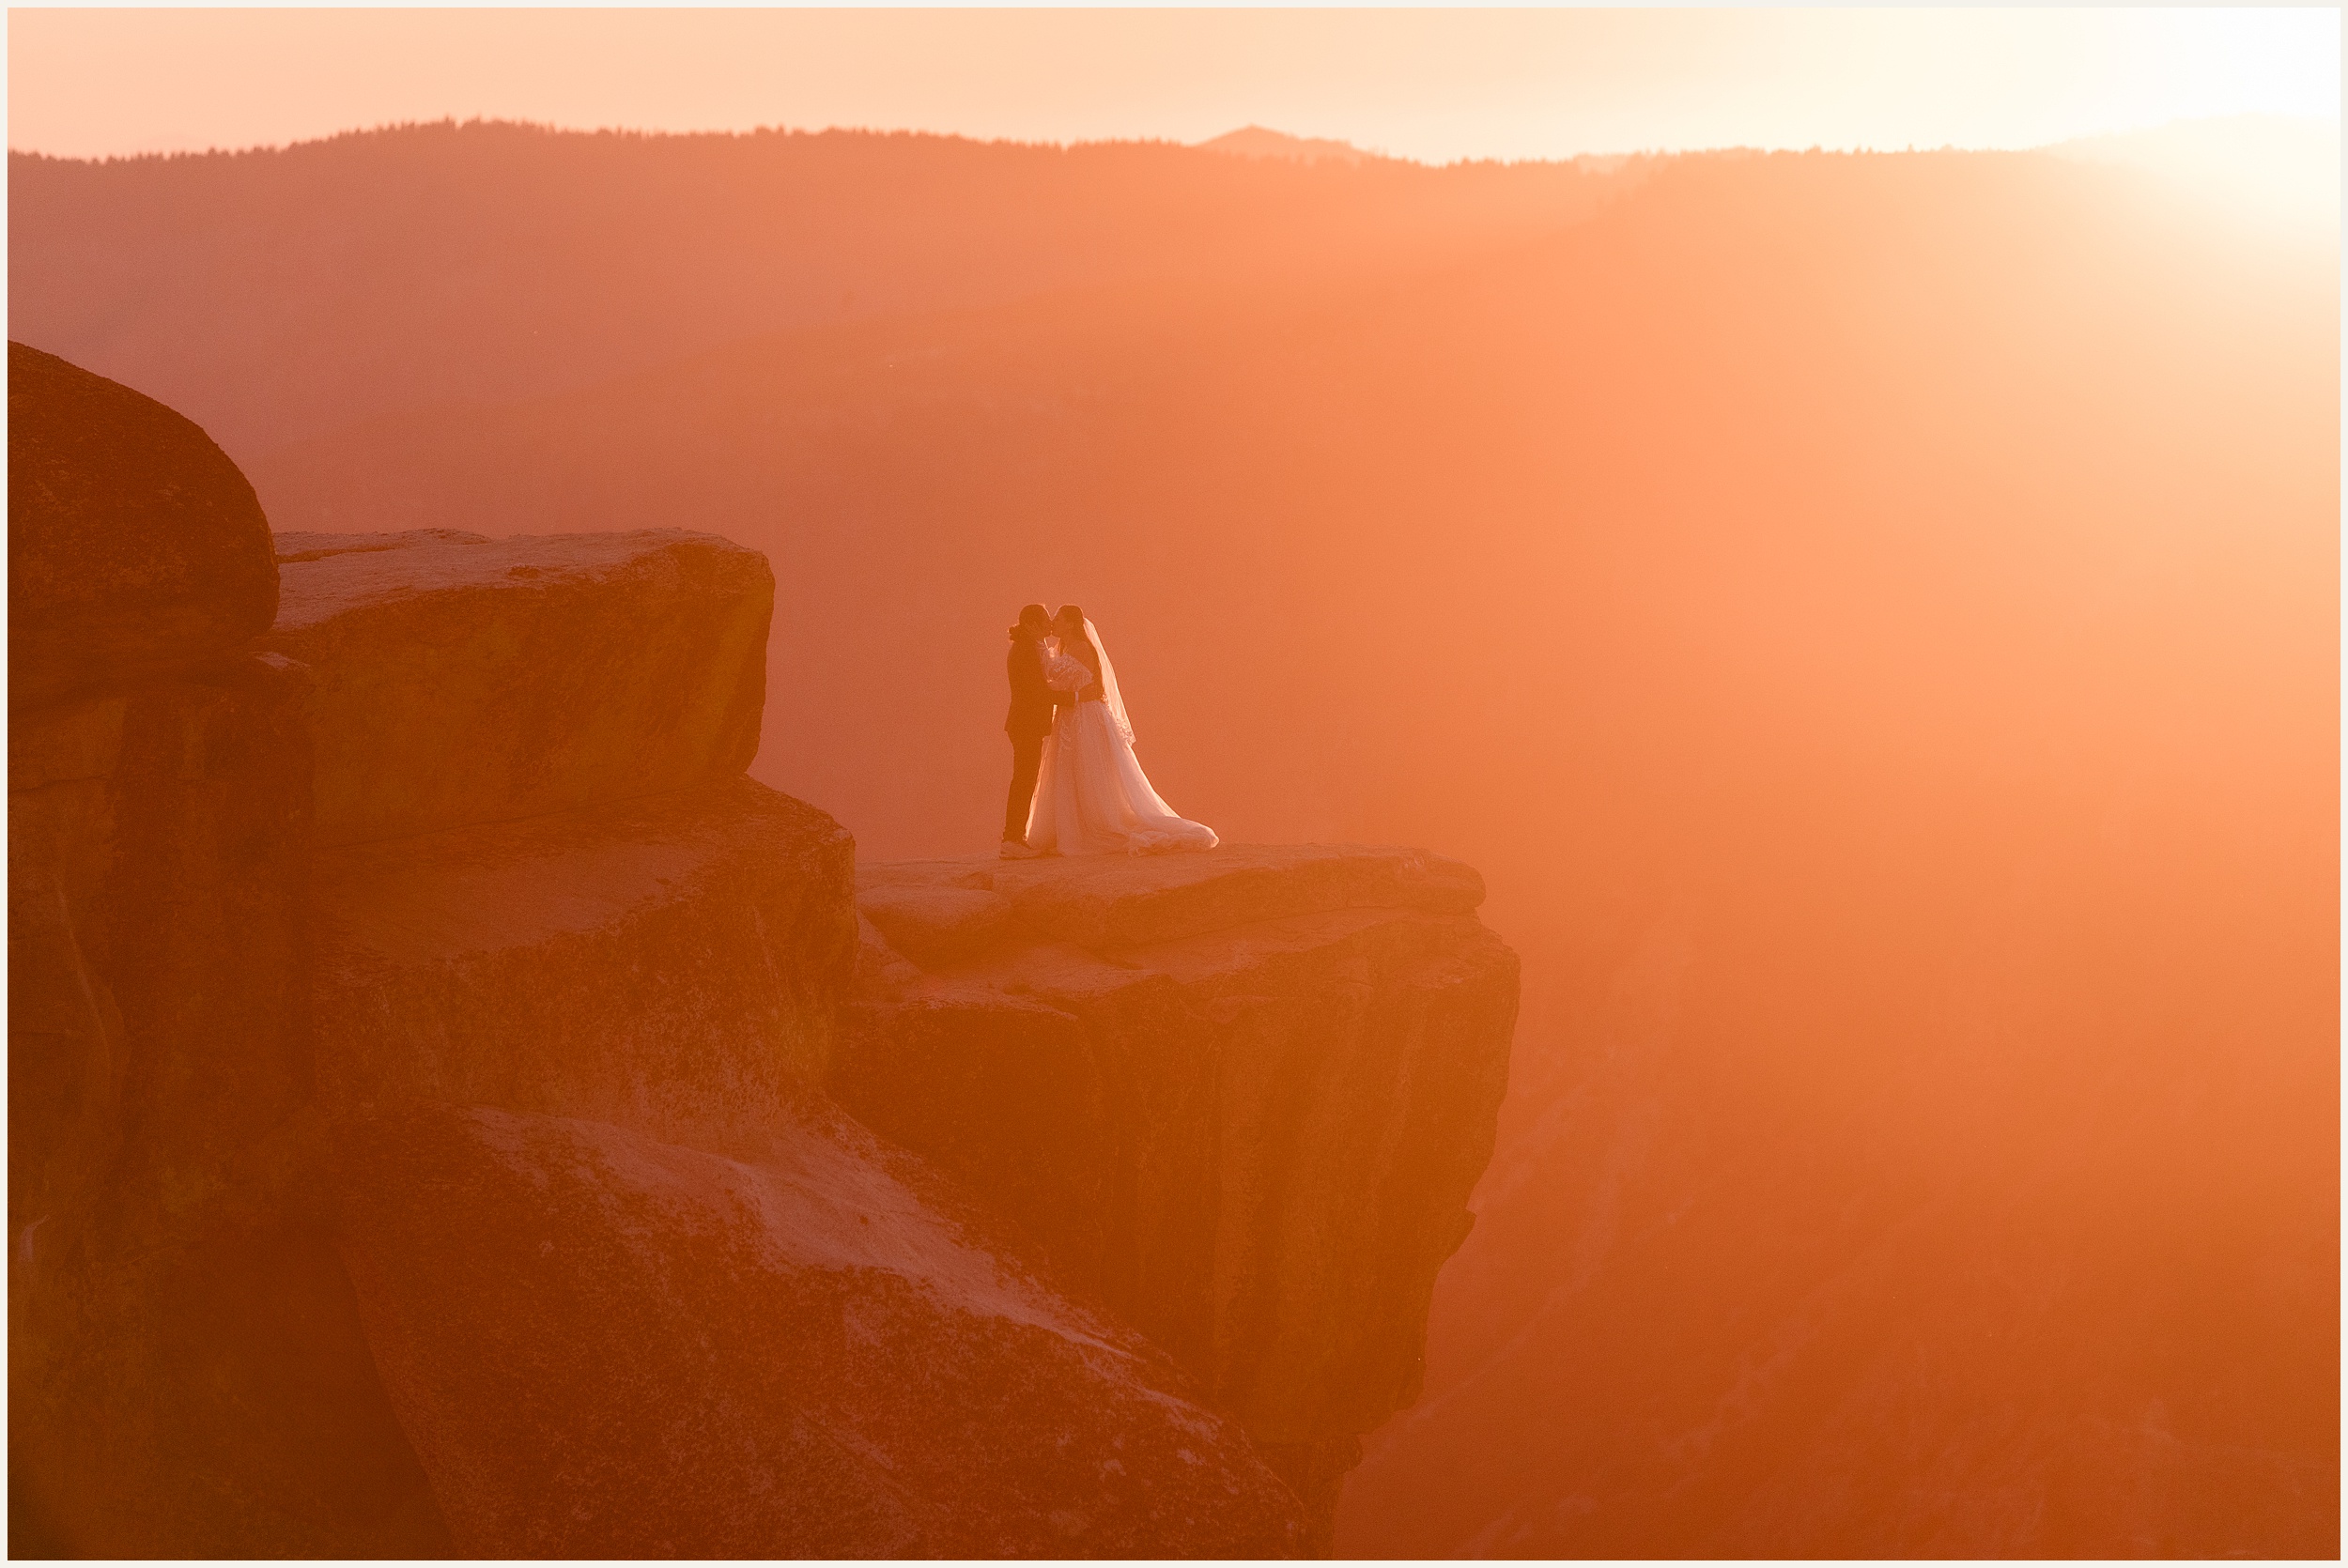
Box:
[1005,636,1066,740]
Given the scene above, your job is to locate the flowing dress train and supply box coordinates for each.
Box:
[1026,646,1216,856]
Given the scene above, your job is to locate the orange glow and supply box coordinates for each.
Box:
[7,12,2338,1560]
[6,8,2340,162]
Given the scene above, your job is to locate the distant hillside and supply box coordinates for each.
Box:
[8,119,1625,456]
[1197,125,1378,166]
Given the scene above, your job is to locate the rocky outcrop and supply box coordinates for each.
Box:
[293,721,1304,1552]
[7,352,1315,1559]
[838,845,1522,1546]
[9,346,1508,1559]
[271,529,1308,1556]
[262,528,770,846]
[337,1097,1303,1558]
[7,343,278,708]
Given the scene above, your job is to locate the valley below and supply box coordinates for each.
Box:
[10,120,2338,1555]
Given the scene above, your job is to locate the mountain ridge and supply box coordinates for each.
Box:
[1198,125,1379,166]
[8,117,1630,456]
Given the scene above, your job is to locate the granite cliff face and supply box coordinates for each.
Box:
[8,348,440,1555]
[840,848,1520,1545]
[8,345,1517,1557]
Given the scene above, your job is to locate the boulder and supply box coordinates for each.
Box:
[834,844,1520,1547]
[335,1096,1308,1558]
[8,342,278,708]
[260,528,772,846]
[310,776,857,1149]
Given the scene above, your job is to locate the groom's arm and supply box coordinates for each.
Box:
[1024,655,1079,707]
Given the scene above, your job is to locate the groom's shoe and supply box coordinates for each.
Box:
[999,838,1043,859]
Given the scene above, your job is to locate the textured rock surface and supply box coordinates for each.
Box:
[8,342,277,708]
[338,1096,1307,1558]
[260,528,771,846]
[835,844,1520,1545]
[311,776,857,1149]
[285,532,1310,1553]
[8,348,443,1558]
[8,659,445,1558]
[306,766,1303,1553]
[10,353,1330,1556]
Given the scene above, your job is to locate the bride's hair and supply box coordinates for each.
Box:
[1053,605,1096,663]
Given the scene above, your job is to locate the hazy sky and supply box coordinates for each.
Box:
[8,8,2340,165]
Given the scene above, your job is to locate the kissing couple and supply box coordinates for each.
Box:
[1000,603,1219,859]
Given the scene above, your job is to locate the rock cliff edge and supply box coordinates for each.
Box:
[842,847,1519,1543]
[7,343,1517,1557]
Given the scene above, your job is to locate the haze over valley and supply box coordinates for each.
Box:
[10,110,2337,1555]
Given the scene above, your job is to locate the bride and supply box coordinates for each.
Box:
[1024,605,1218,856]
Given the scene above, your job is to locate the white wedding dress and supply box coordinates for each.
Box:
[1024,618,1217,856]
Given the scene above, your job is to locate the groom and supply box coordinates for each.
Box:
[1000,602,1064,858]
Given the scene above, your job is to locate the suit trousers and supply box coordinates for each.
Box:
[1004,730,1047,841]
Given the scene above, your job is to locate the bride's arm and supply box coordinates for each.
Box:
[1067,656,1105,702]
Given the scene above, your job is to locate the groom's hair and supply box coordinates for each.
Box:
[1011,603,1051,639]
